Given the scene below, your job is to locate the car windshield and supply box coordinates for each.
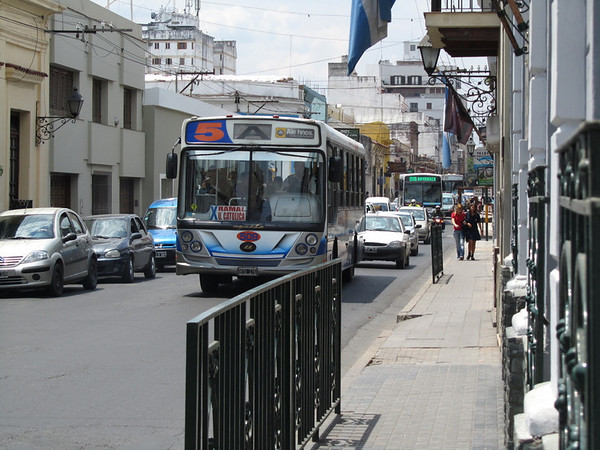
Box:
[85,218,128,238]
[364,216,402,232]
[407,209,426,220]
[398,214,413,227]
[145,207,177,229]
[0,214,55,239]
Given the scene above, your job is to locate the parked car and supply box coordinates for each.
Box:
[84,214,156,282]
[357,212,411,269]
[143,198,177,271]
[0,207,98,296]
[365,196,393,212]
[399,206,432,244]
[395,211,421,256]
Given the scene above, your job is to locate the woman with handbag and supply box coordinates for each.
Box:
[451,203,466,260]
[464,202,483,260]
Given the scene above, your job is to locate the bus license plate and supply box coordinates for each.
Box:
[238,267,258,276]
[156,251,167,258]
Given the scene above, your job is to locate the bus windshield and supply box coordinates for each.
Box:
[179,149,325,228]
[404,182,442,206]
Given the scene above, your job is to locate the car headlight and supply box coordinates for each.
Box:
[104,249,121,258]
[180,231,193,243]
[295,243,308,255]
[388,241,401,248]
[22,250,49,263]
[190,241,203,252]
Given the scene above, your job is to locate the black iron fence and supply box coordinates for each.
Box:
[555,121,600,449]
[431,0,497,12]
[185,260,342,449]
[431,224,444,283]
[526,166,548,388]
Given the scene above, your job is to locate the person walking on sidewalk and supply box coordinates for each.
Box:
[451,203,466,260]
[464,202,483,260]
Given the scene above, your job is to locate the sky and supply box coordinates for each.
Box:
[90,0,461,88]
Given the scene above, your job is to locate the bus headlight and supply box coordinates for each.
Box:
[305,234,318,246]
[190,241,203,252]
[295,243,308,255]
[181,231,193,243]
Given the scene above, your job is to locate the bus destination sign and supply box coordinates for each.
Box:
[407,175,438,182]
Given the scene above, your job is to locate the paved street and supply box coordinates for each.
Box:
[0,233,452,449]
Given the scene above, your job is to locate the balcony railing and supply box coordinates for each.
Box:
[431,0,497,12]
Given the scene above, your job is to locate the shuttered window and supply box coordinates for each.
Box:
[49,66,73,116]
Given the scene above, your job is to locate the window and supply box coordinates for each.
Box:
[410,102,418,112]
[426,103,432,110]
[177,42,187,49]
[166,58,172,65]
[406,76,422,85]
[391,75,405,85]
[154,42,159,49]
[179,58,185,65]
[92,172,111,214]
[165,42,170,49]
[49,66,74,116]
[123,88,133,130]
[152,57,161,65]
[410,44,416,51]
[92,78,103,123]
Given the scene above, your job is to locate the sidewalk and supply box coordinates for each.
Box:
[311,237,503,449]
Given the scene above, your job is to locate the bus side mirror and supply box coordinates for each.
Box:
[166,152,178,179]
[328,156,343,183]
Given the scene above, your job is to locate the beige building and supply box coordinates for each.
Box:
[0,0,64,211]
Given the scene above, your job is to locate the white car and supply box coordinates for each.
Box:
[395,211,421,256]
[0,207,98,296]
[399,206,432,244]
[357,212,411,269]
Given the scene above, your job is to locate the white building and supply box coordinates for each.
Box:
[142,7,236,76]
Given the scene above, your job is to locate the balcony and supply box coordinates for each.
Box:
[425,1,501,58]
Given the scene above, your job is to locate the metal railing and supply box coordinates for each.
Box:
[555,121,600,449]
[185,260,342,449]
[431,224,444,283]
[431,0,497,13]
[526,166,548,388]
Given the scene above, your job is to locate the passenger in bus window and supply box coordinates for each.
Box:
[283,161,308,193]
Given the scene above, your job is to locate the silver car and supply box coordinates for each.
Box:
[395,211,421,256]
[357,212,411,269]
[0,207,98,296]
[399,206,431,244]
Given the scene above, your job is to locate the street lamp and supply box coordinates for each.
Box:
[466,136,476,156]
[418,34,441,76]
[36,87,84,145]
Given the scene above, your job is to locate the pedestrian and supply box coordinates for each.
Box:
[451,203,466,260]
[464,202,483,260]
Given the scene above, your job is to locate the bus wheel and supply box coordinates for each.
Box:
[199,274,219,293]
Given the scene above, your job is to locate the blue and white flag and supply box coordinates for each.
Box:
[442,86,452,169]
[347,0,396,75]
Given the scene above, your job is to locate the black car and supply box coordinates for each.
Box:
[84,214,156,282]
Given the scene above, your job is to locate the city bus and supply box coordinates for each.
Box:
[166,115,366,292]
[442,173,464,194]
[398,173,443,210]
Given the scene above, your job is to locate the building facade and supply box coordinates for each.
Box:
[0,0,64,211]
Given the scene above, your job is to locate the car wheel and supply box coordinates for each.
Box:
[199,274,219,293]
[47,263,64,296]
[144,254,156,279]
[122,256,135,283]
[396,253,406,269]
[82,257,98,290]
